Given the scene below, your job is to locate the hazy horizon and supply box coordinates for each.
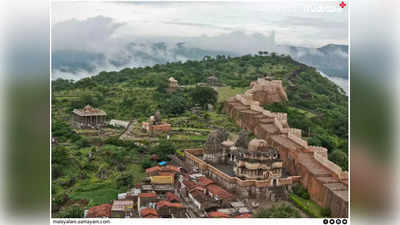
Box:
[51,1,349,94]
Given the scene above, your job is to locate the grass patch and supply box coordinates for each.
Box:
[217,86,246,103]
[288,106,316,118]
[289,193,324,218]
[69,181,118,207]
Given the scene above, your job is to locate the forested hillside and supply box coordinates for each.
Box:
[51,53,348,217]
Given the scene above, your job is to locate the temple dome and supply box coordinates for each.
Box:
[248,139,267,152]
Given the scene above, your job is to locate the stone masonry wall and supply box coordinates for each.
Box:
[221,80,349,218]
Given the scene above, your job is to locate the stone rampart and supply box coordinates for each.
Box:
[221,80,348,217]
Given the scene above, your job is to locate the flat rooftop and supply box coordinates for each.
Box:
[209,161,289,179]
[209,162,236,177]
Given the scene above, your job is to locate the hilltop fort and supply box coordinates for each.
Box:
[184,77,348,218]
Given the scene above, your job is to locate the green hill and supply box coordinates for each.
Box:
[51,53,348,217]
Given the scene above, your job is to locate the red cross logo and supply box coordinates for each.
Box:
[339,1,347,8]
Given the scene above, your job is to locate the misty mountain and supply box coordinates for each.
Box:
[279,44,348,78]
[52,42,237,79]
[52,41,348,81]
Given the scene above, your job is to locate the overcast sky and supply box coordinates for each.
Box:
[52,1,348,49]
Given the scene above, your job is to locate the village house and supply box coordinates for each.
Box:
[124,187,141,202]
[156,200,186,218]
[165,192,180,202]
[234,213,253,218]
[142,111,171,134]
[110,200,134,218]
[87,204,111,218]
[140,208,159,218]
[187,187,210,211]
[179,177,221,212]
[207,211,230,218]
[109,119,129,128]
[72,105,107,129]
[141,184,175,194]
[150,175,174,185]
[145,165,181,177]
[197,176,235,205]
[138,192,158,210]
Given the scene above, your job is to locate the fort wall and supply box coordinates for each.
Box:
[219,79,348,218]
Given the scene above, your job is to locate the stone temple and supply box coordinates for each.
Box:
[233,139,283,180]
[203,130,284,181]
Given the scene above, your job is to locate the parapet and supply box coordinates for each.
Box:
[309,146,328,159]
[314,151,344,179]
[287,132,308,149]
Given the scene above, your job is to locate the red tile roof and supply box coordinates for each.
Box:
[146,165,180,175]
[208,211,230,218]
[140,208,159,218]
[234,213,253,218]
[189,188,205,199]
[164,165,180,173]
[198,176,214,187]
[139,192,157,198]
[189,186,206,193]
[146,166,161,174]
[143,215,158,218]
[87,204,112,218]
[182,179,199,190]
[206,184,234,200]
[156,200,184,209]
[166,192,179,202]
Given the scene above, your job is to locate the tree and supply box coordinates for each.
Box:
[329,150,348,171]
[160,94,189,116]
[152,140,176,161]
[292,184,310,199]
[189,86,218,109]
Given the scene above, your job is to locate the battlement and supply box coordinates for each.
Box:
[248,78,288,104]
[313,151,344,178]
[308,146,328,159]
[222,79,348,217]
[287,133,308,149]
[289,128,302,138]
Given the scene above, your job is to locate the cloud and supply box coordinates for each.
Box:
[52,15,125,51]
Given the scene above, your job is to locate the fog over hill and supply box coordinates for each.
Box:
[51,1,348,91]
[52,33,348,93]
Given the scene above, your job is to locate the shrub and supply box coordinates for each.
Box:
[289,193,323,218]
[62,206,84,218]
[255,204,301,218]
[292,184,310,200]
[76,137,90,148]
[116,172,133,189]
[141,158,157,169]
[321,207,331,217]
